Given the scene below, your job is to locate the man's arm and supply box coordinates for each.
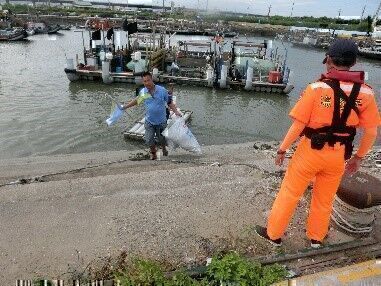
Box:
[168,83,174,95]
[356,127,378,158]
[168,101,182,117]
[274,84,315,166]
[275,120,306,166]
[121,98,138,110]
[166,84,181,116]
[346,90,380,174]
[346,126,378,174]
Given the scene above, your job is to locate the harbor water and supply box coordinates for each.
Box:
[0,31,380,159]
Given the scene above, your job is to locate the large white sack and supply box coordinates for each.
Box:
[165,117,201,154]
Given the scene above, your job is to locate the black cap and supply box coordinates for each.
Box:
[322,38,358,64]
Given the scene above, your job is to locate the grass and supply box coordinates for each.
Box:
[79,251,288,286]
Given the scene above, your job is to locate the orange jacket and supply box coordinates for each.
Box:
[290,69,380,129]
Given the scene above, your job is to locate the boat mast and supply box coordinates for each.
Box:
[372,0,381,32]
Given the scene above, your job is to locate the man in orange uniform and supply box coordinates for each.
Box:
[255,39,380,248]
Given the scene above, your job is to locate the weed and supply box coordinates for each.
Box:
[88,252,287,286]
[206,251,287,285]
[125,258,167,285]
[171,271,208,286]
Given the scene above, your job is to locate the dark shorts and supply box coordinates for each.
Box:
[144,121,167,146]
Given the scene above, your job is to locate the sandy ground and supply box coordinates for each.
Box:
[0,142,380,283]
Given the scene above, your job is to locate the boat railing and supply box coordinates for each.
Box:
[232,41,264,48]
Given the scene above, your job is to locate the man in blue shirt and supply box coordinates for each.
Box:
[122,72,181,160]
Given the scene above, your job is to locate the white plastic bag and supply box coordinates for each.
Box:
[106,103,124,126]
[165,117,201,154]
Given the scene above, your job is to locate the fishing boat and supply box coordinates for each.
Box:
[27,22,60,34]
[64,25,293,95]
[223,31,238,38]
[59,24,72,31]
[0,28,28,41]
[359,4,381,60]
[26,28,35,36]
[47,25,61,34]
[228,40,294,93]
[290,33,332,50]
[358,43,381,60]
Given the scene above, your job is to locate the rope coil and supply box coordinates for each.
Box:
[331,196,378,234]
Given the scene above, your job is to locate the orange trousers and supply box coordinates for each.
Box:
[267,137,345,241]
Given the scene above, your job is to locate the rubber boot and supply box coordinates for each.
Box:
[150,146,157,160]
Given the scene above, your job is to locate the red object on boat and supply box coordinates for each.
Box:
[268,71,281,83]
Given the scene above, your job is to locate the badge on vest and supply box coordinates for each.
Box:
[355,99,362,107]
[321,95,331,108]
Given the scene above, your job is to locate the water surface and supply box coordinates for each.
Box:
[0,31,380,159]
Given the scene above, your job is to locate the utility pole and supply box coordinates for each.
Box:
[267,4,272,17]
[290,0,295,17]
[162,0,165,13]
[206,0,209,12]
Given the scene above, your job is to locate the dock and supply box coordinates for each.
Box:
[64,68,293,94]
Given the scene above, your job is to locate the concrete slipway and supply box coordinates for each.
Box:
[0,142,380,285]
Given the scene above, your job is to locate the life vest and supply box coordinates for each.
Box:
[302,78,361,160]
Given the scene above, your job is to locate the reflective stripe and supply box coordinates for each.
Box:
[310,82,329,89]
[360,87,374,96]
[339,84,374,96]
[310,82,374,96]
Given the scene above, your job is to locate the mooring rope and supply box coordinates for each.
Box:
[331,196,377,234]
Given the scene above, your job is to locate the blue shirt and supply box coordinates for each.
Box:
[137,85,169,125]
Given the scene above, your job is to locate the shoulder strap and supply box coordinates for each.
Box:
[332,80,342,130]
[321,79,360,115]
[340,83,361,126]
[322,79,361,133]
